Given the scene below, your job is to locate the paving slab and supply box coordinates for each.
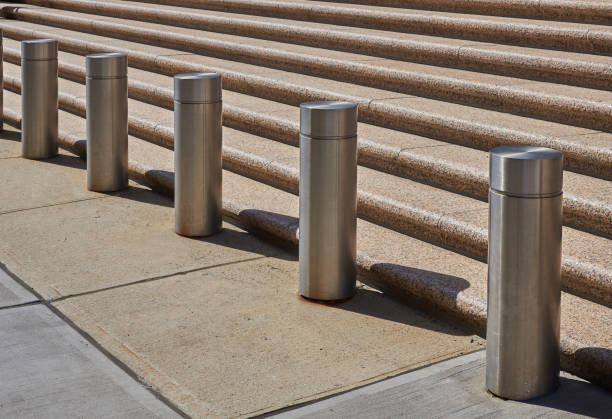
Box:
[0,185,284,299]
[0,265,37,308]
[273,350,612,418]
[0,304,179,418]
[54,257,485,418]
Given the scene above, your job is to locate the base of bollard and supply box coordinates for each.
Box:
[486,382,560,402]
[298,292,355,306]
[174,226,224,238]
[22,153,59,161]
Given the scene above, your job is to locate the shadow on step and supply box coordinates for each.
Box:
[337,286,472,336]
[524,374,612,418]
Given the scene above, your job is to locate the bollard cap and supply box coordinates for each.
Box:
[174,73,221,103]
[86,53,128,78]
[490,146,563,197]
[21,39,58,60]
[300,101,357,139]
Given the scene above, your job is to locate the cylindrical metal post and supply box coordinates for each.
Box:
[21,39,58,159]
[174,73,222,237]
[486,145,563,400]
[299,101,358,301]
[86,53,129,192]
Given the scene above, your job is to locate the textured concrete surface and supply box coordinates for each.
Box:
[0,304,180,418]
[0,267,36,308]
[272,350,612,418]
[54,258,484,418]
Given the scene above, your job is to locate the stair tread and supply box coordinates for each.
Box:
[3,26,611,156]
[24,4,612,68]
[65,0,612,61]
[6,48,611,209]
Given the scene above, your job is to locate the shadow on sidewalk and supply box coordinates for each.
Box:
[524,374,612,418]
[0,128,22,142]
[335,285,473,336]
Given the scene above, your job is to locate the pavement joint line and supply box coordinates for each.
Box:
[48,255,269,304]
[0,155,22,160]
[0,299,41,311]
[0,188,143,216]
[0,260,190,418]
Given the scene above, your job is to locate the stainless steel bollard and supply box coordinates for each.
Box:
[299,101,358,301]
[486,145,563,400]
[86,53,129,192]
[174,73,222,237]
[21,39,58,159]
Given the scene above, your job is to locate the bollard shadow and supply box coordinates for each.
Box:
[522,373,612,418]
[0,128,22,142]
[333,286,472,336]
[187,226,296,260]
[37,151,88,170]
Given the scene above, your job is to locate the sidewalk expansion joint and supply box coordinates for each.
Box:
[48,255,269,304]
[0,196,112,216]
[0,261,189,418]
[0,188,143,216]
[0,300,41,311]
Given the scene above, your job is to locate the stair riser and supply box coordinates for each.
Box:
[4,6,612,94]
[3,26,610,182]
[4,46,610,240]
[24,0,612,56]
[6,107,610,391]
[7,75,609,307]
[126,0,612,26]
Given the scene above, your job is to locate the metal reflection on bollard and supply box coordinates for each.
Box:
[86,53,129,192]
[299,101,358,301]
[486,145,563,401]
[174,73,222,237]
[21,39,58,159]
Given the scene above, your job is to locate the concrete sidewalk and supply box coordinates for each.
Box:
[271,350,612,418]
[1,127,609,417]
[0,127,485,417]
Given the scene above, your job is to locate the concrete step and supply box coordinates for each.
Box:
[126,0,612,26]
[2,35,611,240]
[16,0,612,127]
[3,103,610,393]
[2,23,611,183]
[23,0,612,55]
[3,60,610,309]
[3,4,612,92]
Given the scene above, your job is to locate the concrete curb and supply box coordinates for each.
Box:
[2,26,610,182]
[6,47,609,240]
[5,75,609,307]
[4,107,609,391]
[23,0,612,57]
[126,0,612,26]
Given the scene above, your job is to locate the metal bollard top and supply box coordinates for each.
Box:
[490,146,563,197]
[300,101,357,139]
[174,73,221,104]
[86,53,128,78]
[21,39,58,61]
